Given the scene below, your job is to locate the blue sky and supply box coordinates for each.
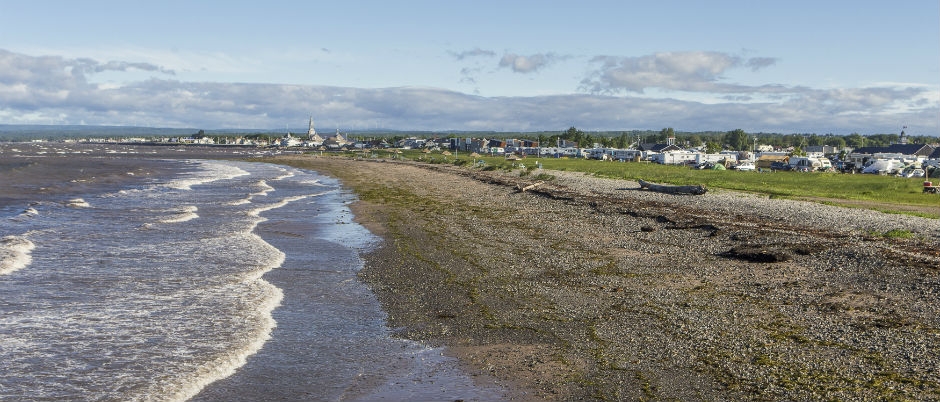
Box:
[0,0,937,135]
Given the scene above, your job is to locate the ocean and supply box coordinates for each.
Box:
[0,143,504,401]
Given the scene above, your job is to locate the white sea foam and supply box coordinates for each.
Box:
[297,179,328,187]
[165,161,249,191]
[158,205,199,224]
[271,168,294,182]
[168,282,284,402]
[168,198,289,401]
[66,198,91,208]
[246,192,333,218]
[0,235,35,275]
[251,180,275,197]
[225,180,276,206]
[9,207,39,222]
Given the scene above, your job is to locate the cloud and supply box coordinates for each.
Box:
[581,51,778,94]
[459,67,480,84]
[745,57,777,71]
[498,52,563,73]
[0,49,936,135]
[449,47,496,60]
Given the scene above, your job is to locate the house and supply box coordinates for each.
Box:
[396,137,425,149]
[278,133,302,147]
[638,143,682,153]
[306,117,324,146]
[848,143,935,168]
[650,150,700,165]
[322,129,351,149]
[929,147,940,160]
[805,145,839,155]
[851,143,935,159]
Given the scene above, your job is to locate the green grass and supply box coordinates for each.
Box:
[385,150,938,215]
[870,229,915,239]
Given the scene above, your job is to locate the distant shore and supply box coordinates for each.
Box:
[267,155,940,400]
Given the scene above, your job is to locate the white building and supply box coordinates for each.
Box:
[650,150,700,165]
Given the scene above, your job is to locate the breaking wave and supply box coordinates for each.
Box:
[0,235,35,276]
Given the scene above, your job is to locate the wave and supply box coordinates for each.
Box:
[225,180,276,206]
[158,205,199,224]
[0,235,36,276]
[8,206,39,222]
[66,198,91,208]
[250,180,275,197]
[170,192,293,400]
[246,192,333,219]
[168,282,284,402]
[271,167,295,182]
[165,161,250,191]
[226,198,252,206]
[297,179,328,187]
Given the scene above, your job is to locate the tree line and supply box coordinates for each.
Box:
[548,127,935,152]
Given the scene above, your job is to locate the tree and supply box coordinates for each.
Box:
[725,129,749,151]
[824,136,846,148]
[562,126,585,147]
[705,141,723,154]
[583,134,595,147]
[657,127,675,143]
[841,133,864,148]
[807,134,824,147]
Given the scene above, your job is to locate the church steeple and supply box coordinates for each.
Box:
[307,116,324,144]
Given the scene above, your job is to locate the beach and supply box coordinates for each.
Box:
[270,154,940,401]
[2,142,938,400]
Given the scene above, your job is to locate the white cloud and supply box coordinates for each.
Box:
[450,47,496,60]
[0,49,936,135]
[581,51,776,94]
[498,52,563,73]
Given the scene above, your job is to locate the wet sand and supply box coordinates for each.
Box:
[192,211,507,401]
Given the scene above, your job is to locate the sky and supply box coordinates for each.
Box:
[0,0,938,135]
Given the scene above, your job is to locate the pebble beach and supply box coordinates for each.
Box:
[272,155,940,401]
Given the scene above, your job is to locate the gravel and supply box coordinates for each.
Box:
[275,156,940,401]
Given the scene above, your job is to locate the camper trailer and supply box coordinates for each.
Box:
[788,157,831,172]
[861,159,904,175]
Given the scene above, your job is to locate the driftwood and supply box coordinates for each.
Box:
[638,179,707,195]
[516,181,545,192]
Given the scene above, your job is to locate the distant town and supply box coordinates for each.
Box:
[3,119,938,178]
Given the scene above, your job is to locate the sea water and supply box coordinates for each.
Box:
[0,155,504,401]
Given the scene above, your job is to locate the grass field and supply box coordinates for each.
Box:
[349,149,940,218]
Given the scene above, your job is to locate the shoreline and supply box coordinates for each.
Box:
[268,155,940,400]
